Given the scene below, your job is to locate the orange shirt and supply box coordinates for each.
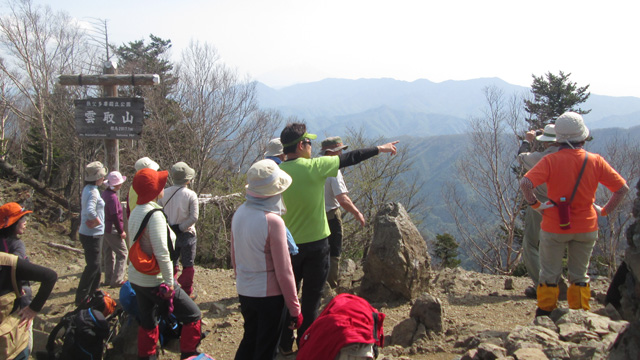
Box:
[525,149,626,234]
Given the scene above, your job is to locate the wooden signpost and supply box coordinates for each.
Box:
[58,60,160,172]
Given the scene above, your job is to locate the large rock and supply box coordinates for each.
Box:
[360,203,431,302]
[409,293,443,333]
[608,179,640,358]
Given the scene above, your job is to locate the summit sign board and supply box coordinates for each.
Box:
[74,97,144,139]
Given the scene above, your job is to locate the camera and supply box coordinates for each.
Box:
[535,129,544,136]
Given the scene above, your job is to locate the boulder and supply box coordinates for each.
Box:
[609,320,640,360]
[390,318,418,347]
[409,293,443,333]
[360,203,431,302]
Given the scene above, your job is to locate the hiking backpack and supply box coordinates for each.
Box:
[297,293,385,360]
[41,290,121,360]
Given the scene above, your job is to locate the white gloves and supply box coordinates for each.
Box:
[593,204,604,216]
[532,200,554,213]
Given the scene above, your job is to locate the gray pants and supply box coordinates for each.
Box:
[103,233,128,286]
[522,207,542,284]
[539,230,598,284]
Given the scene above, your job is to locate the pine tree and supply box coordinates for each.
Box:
[434,233,461,269]
[524,71,591,129]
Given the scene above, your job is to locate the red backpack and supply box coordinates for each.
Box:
[297,293,385,360]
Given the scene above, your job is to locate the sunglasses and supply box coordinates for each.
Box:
[302,138,312,146]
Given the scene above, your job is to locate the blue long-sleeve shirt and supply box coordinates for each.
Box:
[79,185,105,236]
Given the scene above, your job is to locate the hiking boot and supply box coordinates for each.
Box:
[524,286,537,299]
[535,307,552,317]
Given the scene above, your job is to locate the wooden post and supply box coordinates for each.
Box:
[103,61,119,173]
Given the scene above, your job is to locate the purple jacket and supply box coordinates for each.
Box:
[101,189,124,235]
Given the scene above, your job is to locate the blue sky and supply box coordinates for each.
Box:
[26,0,640,98]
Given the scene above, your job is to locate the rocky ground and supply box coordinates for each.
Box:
[23,226,612,360]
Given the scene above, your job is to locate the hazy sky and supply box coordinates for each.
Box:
[27,0,640,97]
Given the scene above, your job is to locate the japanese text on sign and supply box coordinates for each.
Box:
[74,97,145,139]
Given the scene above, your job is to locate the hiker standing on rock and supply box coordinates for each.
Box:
[231,160,302,360]
[520,112,628,317]
[516,125,559,299]
[320,136,365,289]
[128,168,202,360]
[278,122,398,354]
[75,161,107,306]
[158,162,199,299]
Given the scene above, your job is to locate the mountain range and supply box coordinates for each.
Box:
[256,77,640,138]
[255,77,640,238]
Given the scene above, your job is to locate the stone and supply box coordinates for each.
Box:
[587,315,612,335]
[569,341,606,360]
[108,313,138,359]
[411,323,428,344]
[504,278,514,290]
[609,319,640,360]
[557,322,599,343]
[505,326,566,358]
[209,302,226,314]
[409,293,444,333]
[390,317,418,347]
[459,330,507,350]
[608,320,630,333]
[533,315,558,333]
[513,347,548,360]
[476,342,507,360]
[360,203,431,302]
[460,349,478,360]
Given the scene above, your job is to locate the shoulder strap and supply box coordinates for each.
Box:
[162,186,184,208]
[132,209,176,259]
[133,209,165,243]
[46,310,79,354]
[569,152,589,203]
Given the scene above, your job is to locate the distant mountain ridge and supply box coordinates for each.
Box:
[256,77,640,137]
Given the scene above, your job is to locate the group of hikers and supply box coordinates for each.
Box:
[0,114,631,360]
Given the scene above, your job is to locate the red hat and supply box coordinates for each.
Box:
[0,202,32,229]
[133,168,169,205]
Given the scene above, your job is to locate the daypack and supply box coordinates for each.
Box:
[297,293,385,360]
[129,208,177,275]
[42,290,121,360]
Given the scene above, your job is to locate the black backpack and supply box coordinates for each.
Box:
[39,291,123,360]
[59,308,109,359]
